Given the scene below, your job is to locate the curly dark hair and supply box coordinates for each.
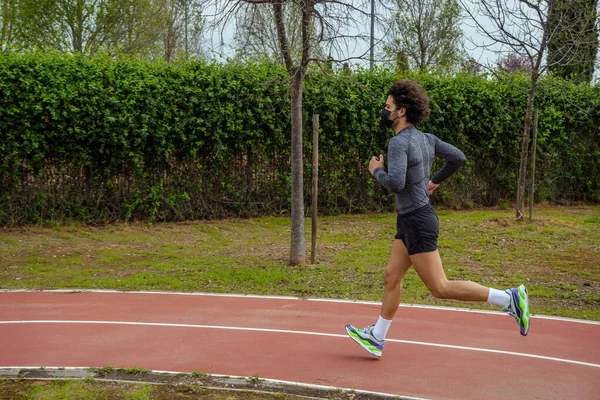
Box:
[387,80,430,125]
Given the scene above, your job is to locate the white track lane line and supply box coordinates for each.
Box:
[1,320,599,369]
[2,289,598,325]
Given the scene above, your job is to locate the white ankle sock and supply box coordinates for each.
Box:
[487,288,511,308]
[372,316,392,341]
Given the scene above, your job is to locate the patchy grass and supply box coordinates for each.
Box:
[0,379,316,399]
[1,205,599,320]
[0,379,154,400]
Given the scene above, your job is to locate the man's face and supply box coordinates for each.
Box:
[384,95,397,115]
[384,95,405,120]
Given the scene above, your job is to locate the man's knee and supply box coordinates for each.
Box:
[428,281,450,299]
[383,267,403,287]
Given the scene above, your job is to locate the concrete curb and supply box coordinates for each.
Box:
[0,367,430,400]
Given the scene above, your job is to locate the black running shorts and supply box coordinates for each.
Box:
[395,203,439,255]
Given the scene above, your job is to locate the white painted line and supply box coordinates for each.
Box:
[2,320,599,369]
[0,289,296,301]
[1,289,598,325]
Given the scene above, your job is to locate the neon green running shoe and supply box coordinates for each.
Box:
[345,324,385,357]
[504,284,530,336]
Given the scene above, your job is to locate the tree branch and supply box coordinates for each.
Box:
[300,0,312,70]
[273,0,295,73]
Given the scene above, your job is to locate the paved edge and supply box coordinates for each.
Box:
[1,289,598,325]
[0,367,429,400]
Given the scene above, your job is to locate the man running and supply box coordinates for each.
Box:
[345,80,530,358]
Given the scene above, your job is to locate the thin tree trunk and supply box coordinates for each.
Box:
[1,0,13,44]
[70,0,85,53]
[184,0,188,53]
[273,0,308,266]
[290,71,305,266]
[529,108,539,221]
[311,114,319,264]
[245,145,254,194]
[516,73,538,220]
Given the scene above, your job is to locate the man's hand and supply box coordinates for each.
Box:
[369,154,384,175]
[428,180,439,195]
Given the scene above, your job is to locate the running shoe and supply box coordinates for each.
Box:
[345,324,385,357]
[504,284,530,336]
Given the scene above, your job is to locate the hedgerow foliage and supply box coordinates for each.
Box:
[0,52,598,224]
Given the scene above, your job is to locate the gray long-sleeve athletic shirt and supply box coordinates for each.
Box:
[373,126,466,215]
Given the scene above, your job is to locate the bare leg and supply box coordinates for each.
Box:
[410,250,489,301]
[380,239,413,319]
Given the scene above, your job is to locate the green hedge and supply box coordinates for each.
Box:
[0,52,598,224]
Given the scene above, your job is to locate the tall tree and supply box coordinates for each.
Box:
[234,2,299,60]
[210,0,379,265]
[0,0,18,47]
[15,0,123,55]
[547,0,599,83]
[383,0,464,72]
[3,0,203,60]
[161,0,204,61]
[460,0,597,220]
[108,0,167,58]
[233,1,327,62]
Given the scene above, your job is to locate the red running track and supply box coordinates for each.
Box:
[0,291,599,400]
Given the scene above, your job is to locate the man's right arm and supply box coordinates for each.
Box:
[373,137,408,193]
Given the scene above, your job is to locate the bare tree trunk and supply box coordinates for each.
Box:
[69,0,85,53]
[1,0,15,45]
[529,108,539,221]
[369,0,374,69]
[311,114,319,264]
[0,0,5,43]
[272,0,307,265]
[290,71,305,266]
[184,0,189,53]
[516,73,538,220]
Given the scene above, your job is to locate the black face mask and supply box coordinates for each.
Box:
[380,109,396,128]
